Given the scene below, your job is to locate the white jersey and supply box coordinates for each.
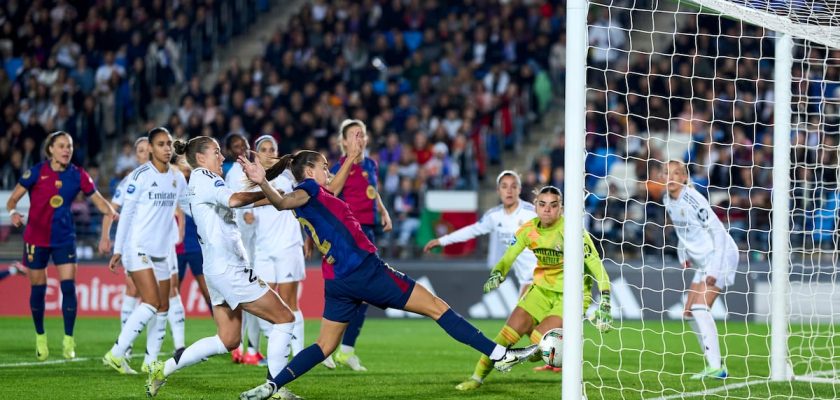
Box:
[225,163,257,251]
[664,186,738,265]
[112,177,129,207]
[253,169,302,251]
[439,200,538,283]
[113,162,186,258]
[187,167,248,275]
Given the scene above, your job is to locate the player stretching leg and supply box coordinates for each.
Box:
[103,128,187,374]
[237,137,538,400]
[454,186,614,390]
[664,160,736,380]
[7,131,117,361]
[253,136,307,361]
[101,137,150,360]
[325,119,393,371]
[146,136,297,399]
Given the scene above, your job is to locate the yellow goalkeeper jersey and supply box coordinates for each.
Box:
[492,217,611,296]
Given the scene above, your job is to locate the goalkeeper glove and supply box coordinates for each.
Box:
[590,291,613,333]
[483,270,504,293]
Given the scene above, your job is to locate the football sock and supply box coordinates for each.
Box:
[342,304,368,347]
[144,312,168,365]
[292,310,305,356]
[246,311,261,354]
[267,323,294,377]
[164,335,227,377]
[168,294,186,349]
[120,294,138,329]
[435,308,499,357]
[111,303,156,357]
[60,280,77,336]
[472,325,521,382]
[270,344,326,388]
[691,305,722,369]
[30,284,47,334]
[530,329,543,344]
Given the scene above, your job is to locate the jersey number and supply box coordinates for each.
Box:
[298,217,332,254]
[244,267,257,283]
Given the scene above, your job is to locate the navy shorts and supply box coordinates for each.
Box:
[360,224,376,243]
[177,251,204,281]
[23,242,76,269]
[323,255,416,322]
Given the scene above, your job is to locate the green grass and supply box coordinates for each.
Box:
[1,317,839,399]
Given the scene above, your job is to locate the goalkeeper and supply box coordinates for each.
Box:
[456,185,613,391]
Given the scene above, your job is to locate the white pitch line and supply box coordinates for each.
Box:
[0,357,94,368]
[650,381,764,400]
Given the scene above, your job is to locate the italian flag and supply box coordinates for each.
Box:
[415,191,479,256]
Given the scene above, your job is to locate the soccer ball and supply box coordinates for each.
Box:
[539,328,563,368]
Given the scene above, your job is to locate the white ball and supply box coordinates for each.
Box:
[539,328,563,368]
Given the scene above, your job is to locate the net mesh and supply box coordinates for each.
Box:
[580,0,840,398]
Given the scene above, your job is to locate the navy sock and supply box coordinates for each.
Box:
[0,269,10,280]
[436,308,497,357]
[341,304,368,347]
[60,280,77,336]
[271,344,326,388]
[30,284,47,335]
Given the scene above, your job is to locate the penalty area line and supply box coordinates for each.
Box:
[0,357,94,368]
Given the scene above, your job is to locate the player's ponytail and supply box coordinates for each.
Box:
[264,154,294,183]
[174,136,216,169]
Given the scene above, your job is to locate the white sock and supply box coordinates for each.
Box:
[111,303,156,357]
[120,295,138,328]
[291,310,304,356]
[340,344,354,354]
[687,317,704,351]
[163,335,227,377]
[489,344,507,361]
[258,316,272,338]
[691,305,722,369]
[267,323,294,378]
[240,312,250,353]
[168,295,186,349]
[246,311,261,354]
[144,312,168,364]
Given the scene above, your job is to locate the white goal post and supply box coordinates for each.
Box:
[564,0,840,398]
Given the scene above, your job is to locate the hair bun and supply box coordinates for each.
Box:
[173,140,188,155]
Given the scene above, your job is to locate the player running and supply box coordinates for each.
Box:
[424,170,538,295]
[145,136,298,399]
[252,135,306,358]
[173,153,212,310]
[102,127,187,374]
[664,160,736,380]
[324,119,393,371]
[7,131,117,361]
[237,141,538,400]
[456,185,614,390]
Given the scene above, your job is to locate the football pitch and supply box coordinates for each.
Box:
[1,317,839,399]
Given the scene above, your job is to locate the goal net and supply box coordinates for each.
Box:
[574,0,840,398]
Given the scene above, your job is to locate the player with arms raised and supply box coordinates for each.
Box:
[236,136,538,400]
[458,186,613,390]
[6,131,117,360]
[664,160,736,380]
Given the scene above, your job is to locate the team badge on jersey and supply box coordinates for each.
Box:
[49,195,64,208]
[127,184,136,194]
[55,180,62,189]
[22,170,31,179]
[366,185,376,199]
[215,180,225,187]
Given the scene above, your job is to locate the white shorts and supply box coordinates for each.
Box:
[169,247,178,276]
[205,265,270,310]
[254,245,306,284]
[124,250,171,281]
[691,246,739,289]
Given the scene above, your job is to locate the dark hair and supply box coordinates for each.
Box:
[533,185,563,202]
[257,150,325,187]
[44,131,73,158]
[173,136,217,168]
[224,132,248,150]
[147,126,171,142]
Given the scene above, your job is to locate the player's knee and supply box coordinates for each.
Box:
[219,332,241,351]
[315,337,339,355]
[270,307,295,324]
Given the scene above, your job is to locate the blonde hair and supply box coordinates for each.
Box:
[667,160,693,188]
[337,119,367,156]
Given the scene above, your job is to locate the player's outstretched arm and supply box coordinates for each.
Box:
[485,228,529,292]
[326,131,364,195]
[238,154,310,210]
